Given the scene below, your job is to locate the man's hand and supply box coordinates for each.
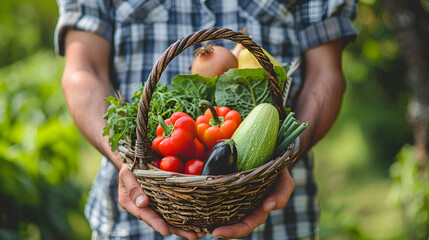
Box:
[118,164,206,240]
[211,168,295,239]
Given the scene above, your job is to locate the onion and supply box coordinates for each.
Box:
[191,44,238,78]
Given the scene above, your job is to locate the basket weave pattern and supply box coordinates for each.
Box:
[119,28,299,233]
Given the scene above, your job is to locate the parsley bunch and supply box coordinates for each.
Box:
[102,83,182,151]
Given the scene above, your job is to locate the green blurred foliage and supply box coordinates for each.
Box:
[0,0,424,239]
[388,145,429,239]
[341,0,412,172]
[0,52,91,239]
[0,0,59,67]
[0,1,94,239]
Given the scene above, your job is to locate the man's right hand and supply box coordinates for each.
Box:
[118,164,206,240]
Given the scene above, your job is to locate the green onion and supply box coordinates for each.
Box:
[275,122,308,156]
[276,113,296,146]
[284,121,299,137]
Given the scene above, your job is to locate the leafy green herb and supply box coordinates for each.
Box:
[146,84,183,141]
[102,90,139,152]
[215,66,288,118]
[171,74,217,102]
[170,74,217,119]
[103,83,183,151]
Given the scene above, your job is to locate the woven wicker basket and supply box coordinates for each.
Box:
[118,28,300,233]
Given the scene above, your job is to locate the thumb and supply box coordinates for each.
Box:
[263,168,294,212]
[119,164,149,208]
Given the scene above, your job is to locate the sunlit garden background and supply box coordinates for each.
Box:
[1,0,428,239]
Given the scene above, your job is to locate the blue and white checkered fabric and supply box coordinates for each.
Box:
[55,0,356,239]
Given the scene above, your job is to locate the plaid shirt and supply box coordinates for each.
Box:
[55,0,356,239]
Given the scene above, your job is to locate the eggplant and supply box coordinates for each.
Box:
[200,139,237,175]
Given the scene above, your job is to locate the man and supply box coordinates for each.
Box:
[55,0,357,239]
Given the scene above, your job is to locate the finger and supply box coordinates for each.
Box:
[211,207,268,239]
[197,232,206,238]
[119,164,149,208]
[263,168,295,212]
[125,200,171,236]
[168,225,200,240]
[117,165,170,236]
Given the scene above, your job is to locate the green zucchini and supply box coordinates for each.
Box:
[232,103,279,172]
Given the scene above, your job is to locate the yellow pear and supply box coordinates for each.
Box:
[238,48,282,69]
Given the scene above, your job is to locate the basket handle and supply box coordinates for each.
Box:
[135,28,286,166]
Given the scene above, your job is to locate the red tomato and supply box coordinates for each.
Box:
[160,156,184,173]
[185,159,204,175]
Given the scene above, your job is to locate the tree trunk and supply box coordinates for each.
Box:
[385,1,429,238]
[384,0,429,176]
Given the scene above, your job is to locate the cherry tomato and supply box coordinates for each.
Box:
[160,156,184,173]
[185,159,204,175]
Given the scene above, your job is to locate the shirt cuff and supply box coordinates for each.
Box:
[299,16,357,52]
[54,12,113,56]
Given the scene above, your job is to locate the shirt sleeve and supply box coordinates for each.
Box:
[54,0,114,56]
[295,0,358,52]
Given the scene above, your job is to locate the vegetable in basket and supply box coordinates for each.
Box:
[232,103,279,172]
[189,138,205,161]
[238,48,282,69]
[152,112,196,158]
[190,44,238,78]
[275,111,308,157]
[184,159,204,175]
[215,66,288,119]
[196,100,242,150]
[200,139,237,176]
[159,155,184,173]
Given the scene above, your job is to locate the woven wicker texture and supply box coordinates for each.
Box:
[120,28,299,233]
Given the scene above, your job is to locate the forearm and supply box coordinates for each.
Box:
[62,70,122,169]
[295,39,345,154]
[62,30,122,169]
[295,70,345,152]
